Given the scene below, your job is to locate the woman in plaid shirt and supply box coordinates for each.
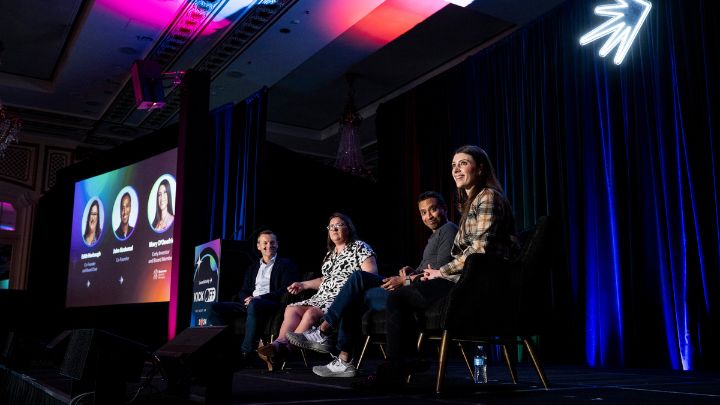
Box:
[423,144,518,281]
[361,145,517,388]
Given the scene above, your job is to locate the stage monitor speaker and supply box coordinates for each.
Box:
[131,60,166,110]
[155,325,230,358]
[60,329,148,404]
[154,326,232,403]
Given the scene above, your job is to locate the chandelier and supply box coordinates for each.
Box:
[335,74,372,179]
[0,100,22,158]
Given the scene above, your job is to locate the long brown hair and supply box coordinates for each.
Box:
[84,199,101,244]
[152,178,174,229]
[453,145,503,222]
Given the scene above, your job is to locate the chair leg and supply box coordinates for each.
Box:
[416,332,425,352]
[435,331,449,394]
[407,332,426,384]
[457,342,474,379]
[502,343,518,384]
[522,337,549,389]
[356,336,371,370]
[379,344,387,359]
[300,348,308,368]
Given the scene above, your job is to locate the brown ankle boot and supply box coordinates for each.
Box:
[257,340,275,371]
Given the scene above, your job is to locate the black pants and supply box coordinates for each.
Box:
[385,278,455,360]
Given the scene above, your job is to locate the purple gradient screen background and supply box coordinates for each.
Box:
[66,148,177,307]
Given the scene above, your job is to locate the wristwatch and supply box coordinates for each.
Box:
[404,276,411,286]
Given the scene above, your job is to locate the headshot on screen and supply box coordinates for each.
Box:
[148,175,176,233]
[82,198,104,247]
[113,187,138,241]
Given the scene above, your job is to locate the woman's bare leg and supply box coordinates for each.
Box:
[275,306,309,345]
[293,306,324,333]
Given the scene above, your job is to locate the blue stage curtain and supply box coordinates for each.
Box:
[207,88,267,241]
[376,0,719,369]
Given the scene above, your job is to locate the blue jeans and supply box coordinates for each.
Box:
[364,286,390,311]
[211,298,282,353]
[322,271,383,353]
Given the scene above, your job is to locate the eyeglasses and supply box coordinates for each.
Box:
[326,223,346,231]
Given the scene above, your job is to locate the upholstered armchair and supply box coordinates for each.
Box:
[424,216,552,393]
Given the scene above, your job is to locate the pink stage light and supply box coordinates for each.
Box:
[97,0,184,29]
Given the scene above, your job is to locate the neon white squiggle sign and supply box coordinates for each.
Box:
[579,0,652,65]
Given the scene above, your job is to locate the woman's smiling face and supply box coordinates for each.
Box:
[452,152,481,191]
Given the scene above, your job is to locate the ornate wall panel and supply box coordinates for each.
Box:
[0,143,38,189]
[42,147,74,192]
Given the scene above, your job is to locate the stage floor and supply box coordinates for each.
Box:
[4,353,720,404]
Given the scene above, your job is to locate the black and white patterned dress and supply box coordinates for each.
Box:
[289,240,375,313]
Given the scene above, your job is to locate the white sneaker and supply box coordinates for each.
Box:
[313,355,357,378]
[286,327,334,353]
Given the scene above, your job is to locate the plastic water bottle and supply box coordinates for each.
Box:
[473,345,487,384]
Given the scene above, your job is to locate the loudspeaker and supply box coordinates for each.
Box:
[155,325,229,359]
[154,326,232,403]
[131,60,166,110]
[60,329,148,404]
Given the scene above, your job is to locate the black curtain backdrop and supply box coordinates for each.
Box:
[206,90,388,282]
[377,0,719,370]
[254,144,387,278]
[206,88,267,242]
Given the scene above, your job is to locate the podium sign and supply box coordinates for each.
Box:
[190,239,253,327]
[191,240,221,327]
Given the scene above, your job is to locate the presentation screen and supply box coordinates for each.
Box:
[66,148,178,307]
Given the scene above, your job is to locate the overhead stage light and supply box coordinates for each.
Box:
[443,0,474,7]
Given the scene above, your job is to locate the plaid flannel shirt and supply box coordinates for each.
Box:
[439,187,517,279]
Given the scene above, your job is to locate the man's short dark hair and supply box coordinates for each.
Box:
[257,229,276,241]
[417,191,446,208]
[121,192,131,204]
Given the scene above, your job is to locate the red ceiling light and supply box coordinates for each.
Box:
[338,0,448,50]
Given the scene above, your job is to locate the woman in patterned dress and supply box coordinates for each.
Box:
[257,212,377,368]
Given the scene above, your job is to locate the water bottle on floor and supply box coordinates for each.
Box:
[473,345,487,384]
